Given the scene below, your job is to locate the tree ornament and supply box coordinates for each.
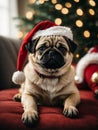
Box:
[91,72,98,83]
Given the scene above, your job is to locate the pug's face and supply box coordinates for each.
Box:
[27,36,77,75]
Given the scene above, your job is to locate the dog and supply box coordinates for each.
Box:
[13,35,80,127]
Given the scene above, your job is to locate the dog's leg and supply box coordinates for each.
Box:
[63,90,80,118]
[21,93,39,127]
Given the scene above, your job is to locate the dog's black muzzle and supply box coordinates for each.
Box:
[40,50,65,69]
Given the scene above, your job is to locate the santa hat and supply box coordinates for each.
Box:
[75,45,98,84]
[12,20,73,84]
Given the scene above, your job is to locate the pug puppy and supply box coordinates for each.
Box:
[14,35,80,127]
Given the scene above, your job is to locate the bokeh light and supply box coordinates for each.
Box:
[76,20,83,27]
[55,18,62,25]
[83,30,90,38]
[76,8,83,16]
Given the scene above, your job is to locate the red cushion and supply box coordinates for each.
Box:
[0,88,98,130]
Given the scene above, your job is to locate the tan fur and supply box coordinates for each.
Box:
[14,36,80,126]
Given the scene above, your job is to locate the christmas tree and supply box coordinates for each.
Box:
[16,0,98,63]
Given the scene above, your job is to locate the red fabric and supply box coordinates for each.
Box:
[17,20,57,71]
[84,64,98,92]
[0,88,98,130]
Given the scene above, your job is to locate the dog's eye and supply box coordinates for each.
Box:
[58,46,67,54]
[38,46,48,52]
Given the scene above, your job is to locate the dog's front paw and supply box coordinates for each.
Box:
[22,110,39,127]
[63,106,79,118]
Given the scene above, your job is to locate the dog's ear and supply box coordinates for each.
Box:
[64,37,78,53]
[26,37,40,53]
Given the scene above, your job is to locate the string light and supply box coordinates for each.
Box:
[76,8,83,16]
[26,11,33,19]
[61,8,69,14]
[84,47,89,52]
[89,9,95,15]
[83,30,90,38]
[51,0,57,4]
[74,0,80,3]
[55,4,62,10]
[17,31,23,39]
[89,0,96,7]
[55,18,62,25]
[75,20,83,27]
[75,54,80,58]
[29,0,36,3]
[65,2,72,8]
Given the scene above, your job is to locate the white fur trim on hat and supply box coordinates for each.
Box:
[88,47,94,53]
[32,26,73,40]
[75,53,98,84]
[12,71,25,85]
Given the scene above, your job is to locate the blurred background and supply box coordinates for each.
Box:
[0,0,98,62]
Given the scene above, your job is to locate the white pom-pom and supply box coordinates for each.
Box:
[74,75,83,84]
[12,71,25,85]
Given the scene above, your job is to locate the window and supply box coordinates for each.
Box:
[0,0,18,38]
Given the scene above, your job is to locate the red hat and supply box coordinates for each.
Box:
[75,45,98,84]
[12,20,73,84]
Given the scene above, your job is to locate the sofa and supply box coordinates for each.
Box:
[0,36,98,130]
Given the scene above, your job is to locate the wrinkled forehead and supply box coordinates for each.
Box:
[36,35,69,50]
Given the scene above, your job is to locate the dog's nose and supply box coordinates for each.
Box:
[41,50,65,69]
[48,51,55,59]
